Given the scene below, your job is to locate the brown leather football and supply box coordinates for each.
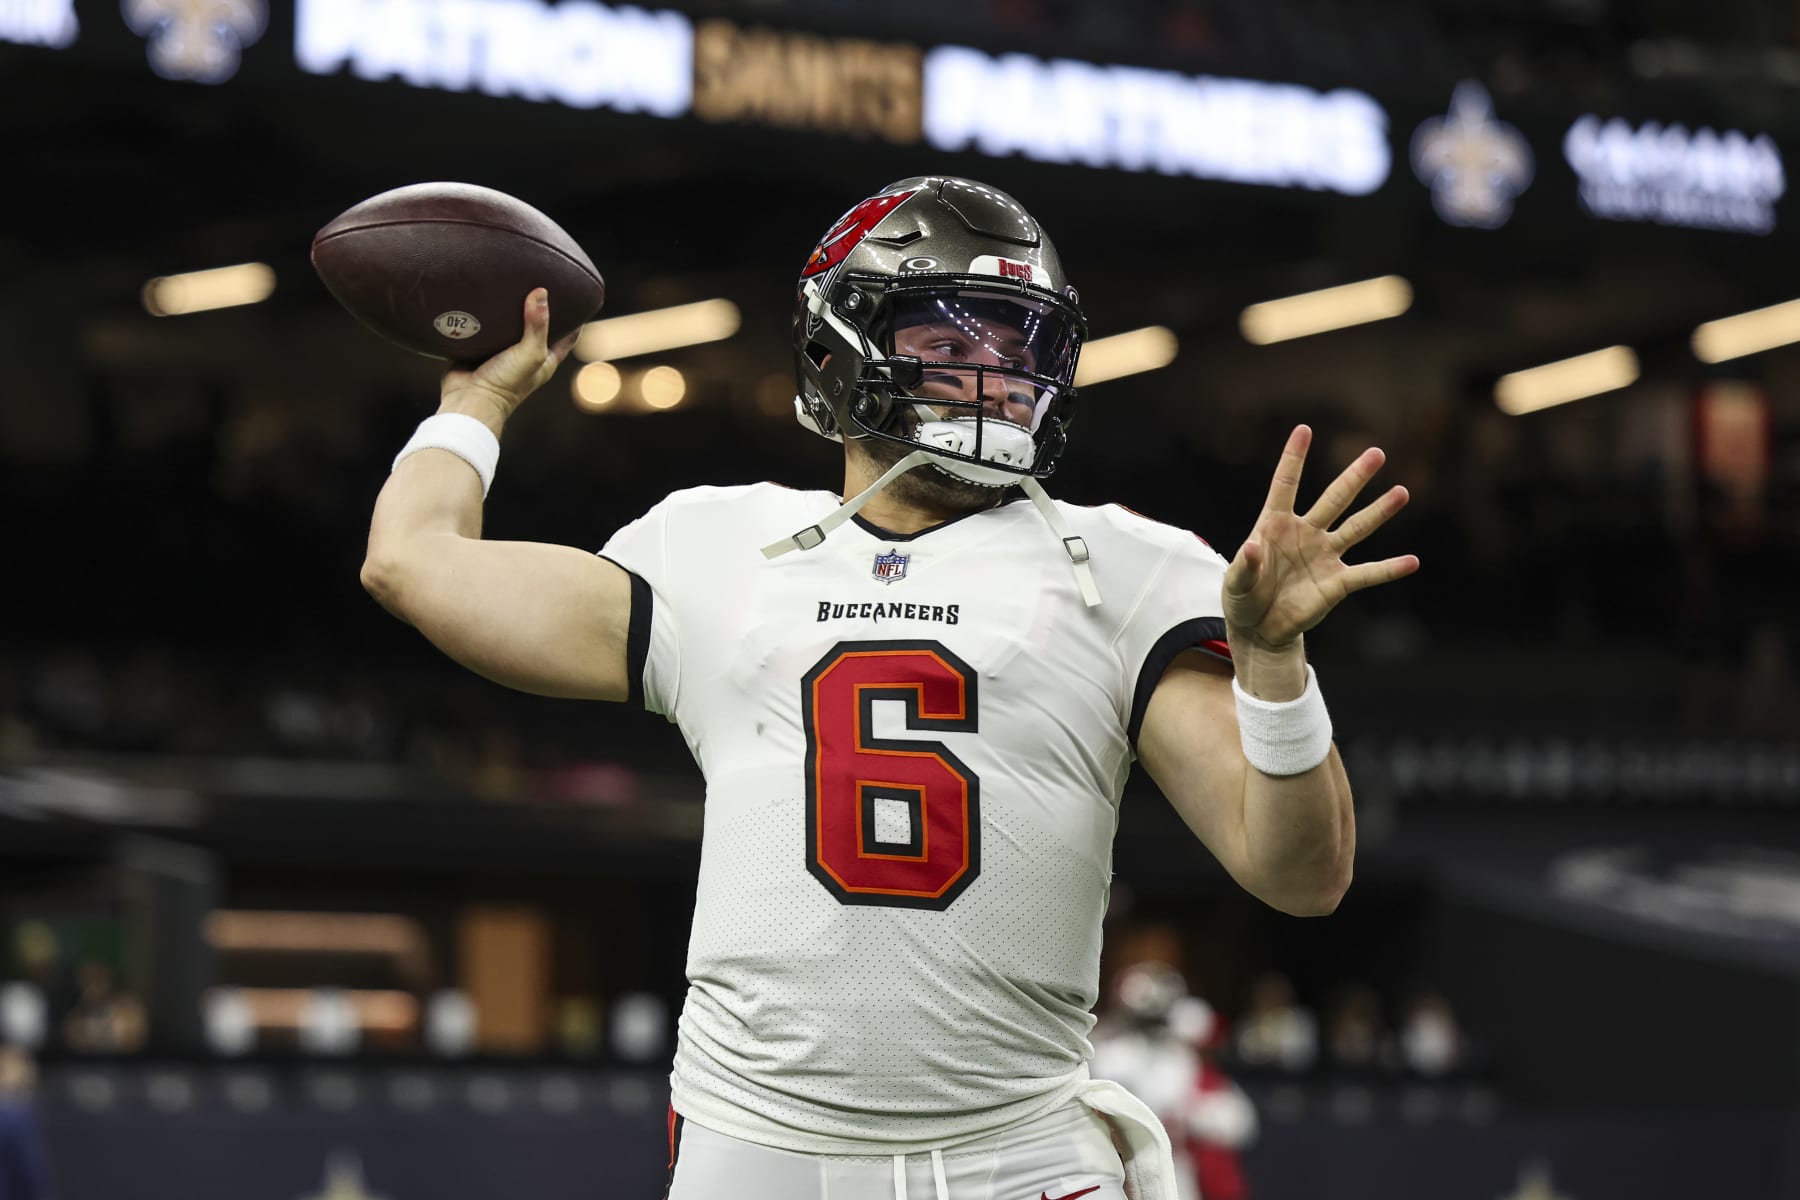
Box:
[312,182,605,363]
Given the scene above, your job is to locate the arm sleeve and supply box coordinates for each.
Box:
[1114,531,1232,747]
[597,499,684,718]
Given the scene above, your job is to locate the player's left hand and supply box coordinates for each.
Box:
[1223,425,1420,652]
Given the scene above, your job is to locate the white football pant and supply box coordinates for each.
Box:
[664,1097,1130,1200]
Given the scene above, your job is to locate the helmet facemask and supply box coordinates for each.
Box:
[800,272,1084,488]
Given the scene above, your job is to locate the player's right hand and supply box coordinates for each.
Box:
[438,288,580,430]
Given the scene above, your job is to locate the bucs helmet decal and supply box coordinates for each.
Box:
[801,189,922,279]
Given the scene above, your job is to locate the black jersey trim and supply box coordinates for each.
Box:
[1127,616,1231,747]
[597,554,651,711]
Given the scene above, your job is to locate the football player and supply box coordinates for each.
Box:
[361,177,1418,1200]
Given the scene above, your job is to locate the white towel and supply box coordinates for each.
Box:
[1075,1078,1180,1200]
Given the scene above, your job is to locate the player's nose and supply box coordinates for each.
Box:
[977,364,1013,402]
[980,387,1035,426]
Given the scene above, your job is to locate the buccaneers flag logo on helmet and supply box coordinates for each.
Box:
[800,189,919,279]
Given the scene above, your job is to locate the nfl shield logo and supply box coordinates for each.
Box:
[872,550,909,584]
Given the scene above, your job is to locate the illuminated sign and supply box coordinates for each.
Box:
[922,46,1390,195]
[693,20,920,143]
[294,0,692,116]
[0,0,77,46]
[1410,82,1532,229]
[124,0,264,83]
[1564,115,1786,235]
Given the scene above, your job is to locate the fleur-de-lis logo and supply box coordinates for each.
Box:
[122,0,265,84]
[1411,82,1534,229]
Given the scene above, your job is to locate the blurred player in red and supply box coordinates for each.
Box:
[361,177,1416,1200]
[1093,963,1258,1200]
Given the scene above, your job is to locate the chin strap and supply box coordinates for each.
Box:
[1019,476,1102,608]
[760,449,1103,609]
[761,449,937,559]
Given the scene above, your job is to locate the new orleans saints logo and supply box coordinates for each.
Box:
[122,0,265,84]
[1411,82,1534,230]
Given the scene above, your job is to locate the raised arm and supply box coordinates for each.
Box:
[1139,426,1418,916]
[360,289,636,702]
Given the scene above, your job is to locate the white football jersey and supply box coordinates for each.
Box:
[599,483,1230,1155]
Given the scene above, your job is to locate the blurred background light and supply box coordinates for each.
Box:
[1239,276,1413,345]
[1692,298,1800,363]
[1494,346,1640,415]
[573,361,623,410]
[1073,326,1179,386]
[639,365,686,409]
[141,263,276,317]
[574,299,740,362]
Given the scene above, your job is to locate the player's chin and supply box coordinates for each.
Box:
[904,459,1013,511]
[855,437,1007,512]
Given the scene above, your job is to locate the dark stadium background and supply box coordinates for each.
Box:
[4,0,1799,1196]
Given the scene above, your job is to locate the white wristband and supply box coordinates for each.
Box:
[393,412,500,498]
[1232,664,1333,776]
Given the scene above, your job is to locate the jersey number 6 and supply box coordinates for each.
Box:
[801,640,981,911]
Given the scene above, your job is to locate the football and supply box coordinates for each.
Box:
[311,182,605,363]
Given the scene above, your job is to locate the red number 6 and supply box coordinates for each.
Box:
[801,641,981,910]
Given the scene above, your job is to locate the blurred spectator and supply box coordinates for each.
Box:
[425,990,477,1058]
[1398,990,1464,1078]
[1233,971,1317,1073]
[298,988,360,1057]
[0,989,43,1055]
[609,992,670,1064]
[0,1046,49,1200]
[62,962,146,1055]
[4,926,61,1052]
[1324,981,1392,1075]
[1093,963,1257,1200]
[203,988,256,1058]
[1181,999,1257,1200]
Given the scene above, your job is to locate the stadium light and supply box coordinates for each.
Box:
[1073,326,1179,386]
[574,299,740,362]
[142,263,276,316]
[1240,276,1412,345]
[1692,298,1800,363]
[1495,346,1639,415]
[573,361,623,410]
[640,365,687,409]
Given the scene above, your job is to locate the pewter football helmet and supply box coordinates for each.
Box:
[791,177,1087,487]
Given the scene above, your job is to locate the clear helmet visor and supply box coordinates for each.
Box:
[886,289,1081,434]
